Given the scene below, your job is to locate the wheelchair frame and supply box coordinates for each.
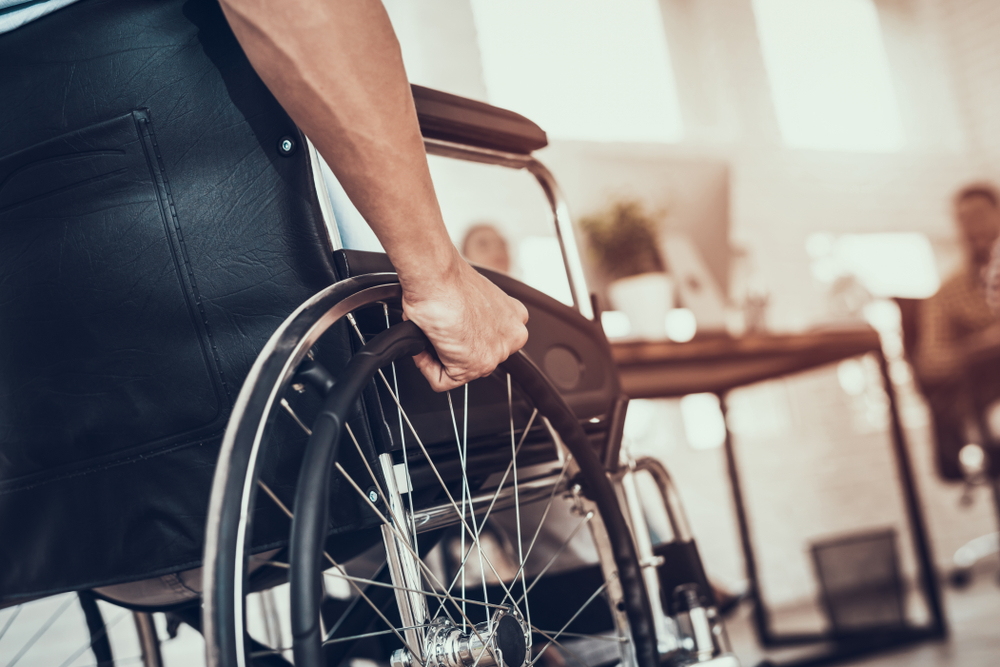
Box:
[0,78,739,667]
[199,89,740,667]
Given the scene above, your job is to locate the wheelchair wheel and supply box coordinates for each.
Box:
[203,273,657,667]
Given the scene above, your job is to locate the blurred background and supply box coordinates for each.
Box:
[376,1,1000,664]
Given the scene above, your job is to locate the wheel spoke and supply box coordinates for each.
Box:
[502,454,575,606]
[508,373,530,636]
[323,625,422,646]
[368,374,521,612]
[429,408,540,622]
[533,630,624,643]
[340,425,456,629]
[280,398,312,435]
[55,608,131,667]
[270,328,532,657]
[350,311,499,616]
[343,316,502,588]
[6,594,74,667]
[345,312,537,613]
[383,304,420,561]
[447,388,492,629]
[335,461,497,656]
[246,560,509,614]
[322,569,508,611]
[529,626,594,667]
[0,605,22,643]
[517,512,594,606]
[529,577,615,666]
[255,480,426,666]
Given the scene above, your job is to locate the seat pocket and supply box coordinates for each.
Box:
[0,109,228,489]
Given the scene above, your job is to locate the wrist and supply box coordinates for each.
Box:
[395,241,465,302]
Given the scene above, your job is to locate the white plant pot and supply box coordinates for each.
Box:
[607,272,674,340]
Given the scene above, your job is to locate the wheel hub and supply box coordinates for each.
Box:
[391,609,528,667]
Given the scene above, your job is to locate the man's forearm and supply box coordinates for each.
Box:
[218,0,530,391]
[218,0,459,288]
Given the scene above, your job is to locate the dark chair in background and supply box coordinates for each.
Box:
[895,297,1000,585]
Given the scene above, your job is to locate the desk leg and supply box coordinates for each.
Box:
[876,351,947,639]
[718,392,772,645]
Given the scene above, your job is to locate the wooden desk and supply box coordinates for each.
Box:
[612,328,947,665]
[612,329,881,399]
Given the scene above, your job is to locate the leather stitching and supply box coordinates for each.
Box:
[135,108,233,406]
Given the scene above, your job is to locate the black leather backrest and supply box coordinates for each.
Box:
[0,0,344,600]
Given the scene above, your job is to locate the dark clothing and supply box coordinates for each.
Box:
[915,269,1000,479]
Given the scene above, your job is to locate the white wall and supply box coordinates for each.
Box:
[382,0,1000,610]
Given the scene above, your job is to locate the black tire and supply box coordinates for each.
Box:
[203,273,657,667]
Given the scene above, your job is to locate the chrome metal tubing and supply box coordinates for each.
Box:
[524,159,594,320]
[632,457,692,543]
[411,471,564,535]
[423,138,594,320]
[572,485,637,667]
[619,468,680,657]
[133,612,163,667]
[380,452,430,661]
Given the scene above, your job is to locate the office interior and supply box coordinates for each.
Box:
[382,1,1000,666]
[4,1,1000,666]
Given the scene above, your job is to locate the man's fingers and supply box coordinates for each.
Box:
[412,350,463,393]
[515,298,530,325]
[411,349,507,393]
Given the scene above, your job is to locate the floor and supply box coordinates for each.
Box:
[724,569,1000,667]
[2,571,997,666]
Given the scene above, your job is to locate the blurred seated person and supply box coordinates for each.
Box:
[461,222,511,274]
[916,183,1000,479]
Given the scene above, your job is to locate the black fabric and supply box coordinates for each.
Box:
[0,0,347,601]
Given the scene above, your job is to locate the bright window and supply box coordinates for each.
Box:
[469,0,683,143]
[807,232,940,298]
[752,0,903,152]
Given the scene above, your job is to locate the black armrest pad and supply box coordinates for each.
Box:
[412,84,548,155]
[333,249,395,280]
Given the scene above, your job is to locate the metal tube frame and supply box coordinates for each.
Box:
[379,452,430,661]
[423,138,594,321]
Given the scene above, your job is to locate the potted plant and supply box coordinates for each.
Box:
[580,199,672,338]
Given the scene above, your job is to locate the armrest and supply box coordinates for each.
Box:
[412,84,548,155]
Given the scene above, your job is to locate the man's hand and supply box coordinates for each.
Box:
[402,252,529,392]
[218,0,529,389]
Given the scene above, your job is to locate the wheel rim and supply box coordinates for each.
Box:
[203,275,657,667]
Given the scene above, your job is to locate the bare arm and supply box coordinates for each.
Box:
[218,0,528,390]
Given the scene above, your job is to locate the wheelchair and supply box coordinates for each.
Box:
[0,1,739,666]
